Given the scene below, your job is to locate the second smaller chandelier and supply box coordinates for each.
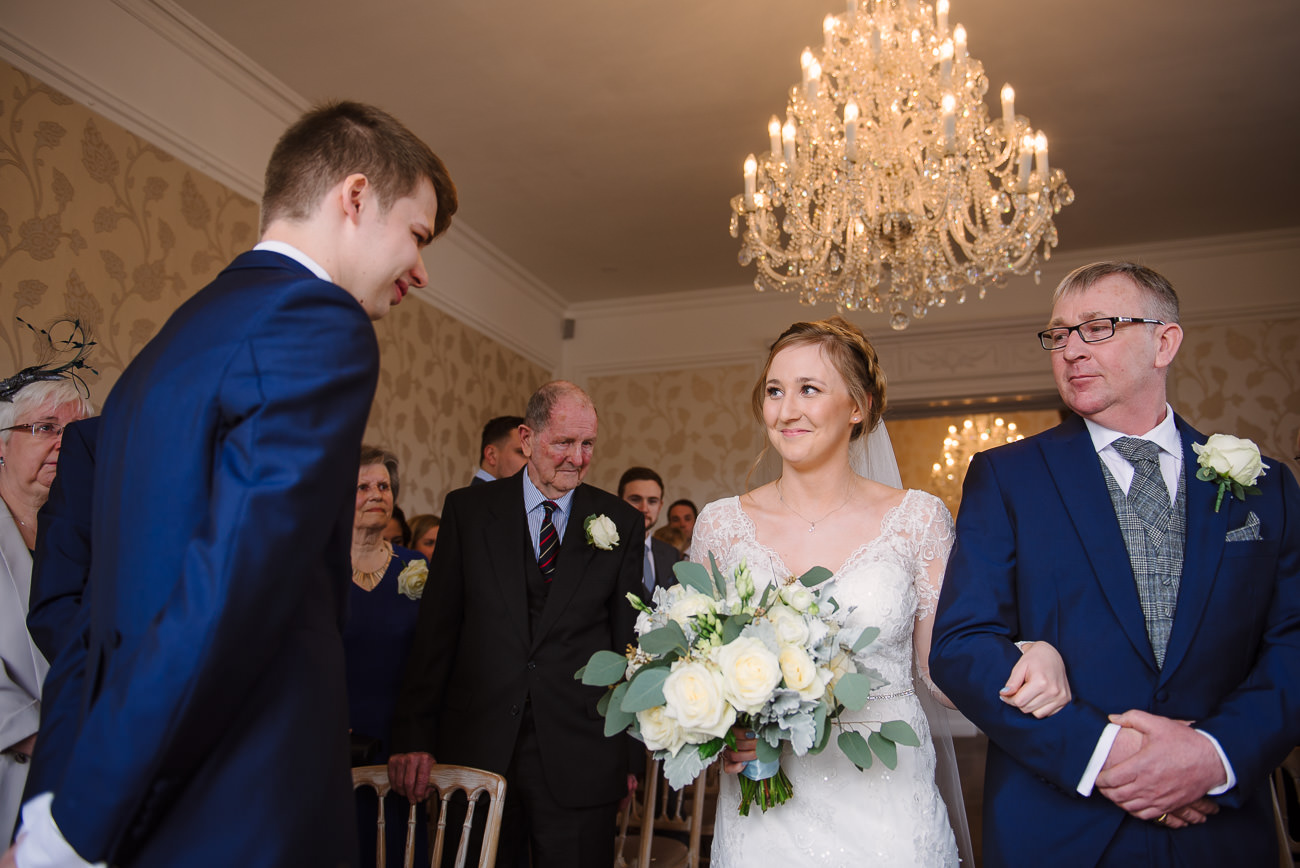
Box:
[730,0,1074,329]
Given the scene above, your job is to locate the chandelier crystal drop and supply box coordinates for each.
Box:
[729,0,1075,330]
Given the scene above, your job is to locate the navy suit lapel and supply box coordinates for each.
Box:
[484,482,531,641]
[533,485,598,649]
[1159,416,1230,681]
[1042,416,1158,672]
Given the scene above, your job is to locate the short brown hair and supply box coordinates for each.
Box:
[261,101,458,238]
[751,316,886,441]
[1053,261,1180,324]
[618,466,664,498]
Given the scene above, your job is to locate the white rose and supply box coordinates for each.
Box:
[779,583,816,613]
[668,592,717,626]
[662,661,736,741]
[636,705,688,755]
[396,560,428,600]
[766,604,810,647]
[778,645,824,696]
[715,636,783,715]
[1193,434,1268,486]
[586,514,620,550]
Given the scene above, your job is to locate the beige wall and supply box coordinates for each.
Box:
[0,59,545,516]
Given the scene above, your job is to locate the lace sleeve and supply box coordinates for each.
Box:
[900,491,956,704]
[687,498,747,573]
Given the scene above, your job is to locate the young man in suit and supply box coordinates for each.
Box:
[471,415,526,485]
[388,381,643,868]
[5,101,456,868]
[618,466,682,595]
[931,262,1300,867]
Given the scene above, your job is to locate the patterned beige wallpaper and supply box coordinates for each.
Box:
[0,59,545,516]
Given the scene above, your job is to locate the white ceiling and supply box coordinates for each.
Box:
[170,0,1299,304]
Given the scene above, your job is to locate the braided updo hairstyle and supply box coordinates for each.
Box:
[750,316,887,441]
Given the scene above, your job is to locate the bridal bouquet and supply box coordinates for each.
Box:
[577,554,918,815]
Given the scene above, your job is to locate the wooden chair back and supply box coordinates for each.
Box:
[615,753,708,868]
[352,764,508,868]
[1274,748,1300,868]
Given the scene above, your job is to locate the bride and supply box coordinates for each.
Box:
[692,317,1071,866]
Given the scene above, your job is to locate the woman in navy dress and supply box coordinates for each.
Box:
[345,445,427,865]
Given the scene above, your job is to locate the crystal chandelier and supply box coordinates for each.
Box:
[930,415,1023,513]
[729,0,1075,329]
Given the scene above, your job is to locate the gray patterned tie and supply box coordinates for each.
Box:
[1111,437,1171,548]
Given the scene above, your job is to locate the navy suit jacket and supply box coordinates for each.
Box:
[390,472,644,808]
[930,413,1300,867]
[648,536,682,593]
[47,251,379,867]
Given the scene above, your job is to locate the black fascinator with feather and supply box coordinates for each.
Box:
[0,318,98,403]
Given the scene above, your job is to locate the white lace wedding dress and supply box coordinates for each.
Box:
[694,491,960,867]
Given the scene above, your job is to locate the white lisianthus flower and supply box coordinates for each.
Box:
[396,560,429,600]
[662,661,736,741]
[585,514,620,550]
[766,604,810,647]
[668,592,717,626]
[716,636,783,715]
[779,583,817,613]
[1193,434,1268,486]
[637,705,688,755]
[778,645,826,700]
[826,650,856,694]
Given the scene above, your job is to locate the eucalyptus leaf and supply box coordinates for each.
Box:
[868,731,898,769]
[837,730,873,770]
[708,552,728,598]
[580,649,629,686]
[673,561,715,597]
[852,627,881,653]
[596,689,611,716]
[621,666,670,712]
[721,613,752,644]
[798,566,833,587]
[810,702,831,754]
[604,682,635,736]
[834,672,873,710]
[756,737,781,764]
[640,621,689,657]
[879,720,920,747]
[1196,467,1216,482]
[757,585,776,610]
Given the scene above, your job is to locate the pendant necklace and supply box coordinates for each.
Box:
[776,478,853,533]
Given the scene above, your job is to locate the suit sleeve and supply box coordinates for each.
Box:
[50,283,379,860]
[1193,463,1300,803]
[929,452,1112,792]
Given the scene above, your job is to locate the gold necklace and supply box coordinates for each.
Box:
[352,541,393,590]
[776,478,853,533]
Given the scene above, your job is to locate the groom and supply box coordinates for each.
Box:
[931,261,1300,867]
[388,381,643,868]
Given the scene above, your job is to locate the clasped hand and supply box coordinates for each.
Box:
[1095,710,1225,828]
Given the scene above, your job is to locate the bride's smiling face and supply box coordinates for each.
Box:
[762,344,864,466]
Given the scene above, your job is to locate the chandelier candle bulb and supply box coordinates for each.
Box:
[953,23,967,56]
[870,25,882,55]
[1018,134,1035,189]
[941,94,957,151]
[936,0,949,35]
[1000,84,1015,130]
[805,58,822,101]
[768,115,783,158]
[844,101,860,160]
[744,155,757,209]
[824,14,836,51]
[782,119,797,165]
[1034,132,1049,181]
[939,41,954,89]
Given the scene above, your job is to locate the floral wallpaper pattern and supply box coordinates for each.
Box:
[0,59,545,516]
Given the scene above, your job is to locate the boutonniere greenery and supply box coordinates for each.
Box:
[1191,433,1269,513]
[397,559,429,600]
[585,514,620,550]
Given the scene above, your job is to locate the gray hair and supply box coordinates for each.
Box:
[524,381,594,433]
[0,379,94,443]
[1053,261,1180,324]
[359,444,401,500]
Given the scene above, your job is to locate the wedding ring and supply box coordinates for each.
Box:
[1154,813,1168,825]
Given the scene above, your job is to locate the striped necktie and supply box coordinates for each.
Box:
[538,500,559,581]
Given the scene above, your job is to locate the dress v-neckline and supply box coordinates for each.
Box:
[731,489,916,580]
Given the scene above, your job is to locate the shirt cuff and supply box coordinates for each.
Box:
[14,793,103,868]
[1195,729,1235,795]
[1077,723,1121,796]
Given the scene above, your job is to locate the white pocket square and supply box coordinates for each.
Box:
[1225,512,1261,542]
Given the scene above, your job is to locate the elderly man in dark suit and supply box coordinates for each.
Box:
[5,101,456,868]
[389,381,643,868]
[931,261,1300,867]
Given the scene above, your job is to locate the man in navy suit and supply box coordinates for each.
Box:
[931,262,1300,867]
[470,415,526,486]
[5,101,456,868]
[389,381,643,868]
[617,466,681,595]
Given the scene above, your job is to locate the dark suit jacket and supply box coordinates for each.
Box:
[48,250,378,867]
[24,416,98,800]
[391,472,644,808]
[930,413,1300,868]
[648,536,682,593]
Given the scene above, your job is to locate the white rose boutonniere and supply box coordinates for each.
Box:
[397,559,429,600]
[1192,433,1269,512]
[585,514,620,550]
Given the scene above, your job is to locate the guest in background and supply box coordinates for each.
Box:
[384,503,411,548]
[0,369,93,844]
[408,513,440,560]
[666,498,698,552]
[652,524,687,555]
[472,414,526,485]
[346,445,428,866]
[618,467,681,596]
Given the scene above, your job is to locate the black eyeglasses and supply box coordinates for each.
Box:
[2,422,66,439]
[1038,316,1165,351]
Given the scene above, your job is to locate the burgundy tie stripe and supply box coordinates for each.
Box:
[538,500,559,581]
